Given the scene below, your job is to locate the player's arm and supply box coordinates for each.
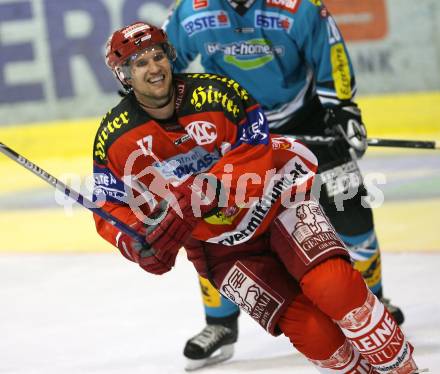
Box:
[92,156,178,275]
[294,2,367,157]
[294,1,356,105]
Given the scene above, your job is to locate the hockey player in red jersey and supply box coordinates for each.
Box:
[93,21,419,373]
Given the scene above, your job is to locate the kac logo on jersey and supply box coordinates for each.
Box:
[255,10,293,32]
[266,0,300,13]
[186,121,217,145]
[182,11,230,37]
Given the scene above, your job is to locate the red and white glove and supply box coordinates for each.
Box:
[146,174,220,255]
[115,220,177,275]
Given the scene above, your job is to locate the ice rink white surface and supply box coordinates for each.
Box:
[1,251,439,374]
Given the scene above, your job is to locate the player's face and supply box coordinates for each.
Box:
[127,46,173,108]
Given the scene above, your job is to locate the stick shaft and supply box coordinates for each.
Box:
[280,135,439,149]
[366,138,438,149]
[0,142,147,245]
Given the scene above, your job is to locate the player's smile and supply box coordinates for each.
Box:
[128,47,173,109]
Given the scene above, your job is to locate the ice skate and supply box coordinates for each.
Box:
[381,297,405,325]
[183,320,238,371]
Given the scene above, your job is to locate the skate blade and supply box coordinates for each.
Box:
[184,344,234,371]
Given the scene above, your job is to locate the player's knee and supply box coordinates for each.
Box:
[300,257,368,320]
[279,294,345,360]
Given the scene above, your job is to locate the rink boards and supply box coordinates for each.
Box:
[0,92,439,253]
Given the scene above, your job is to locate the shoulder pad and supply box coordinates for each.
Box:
[93,100,132,162]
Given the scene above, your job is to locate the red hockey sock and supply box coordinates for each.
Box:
[278,293,345,360]
[279,293,375,372]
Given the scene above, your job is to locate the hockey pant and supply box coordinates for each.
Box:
[198,160,383,324]
[198,201,417,372]
[198,212,382,326]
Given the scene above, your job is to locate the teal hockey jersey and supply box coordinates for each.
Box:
[164,0,357,128]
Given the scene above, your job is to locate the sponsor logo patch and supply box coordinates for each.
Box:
[286,200,346,265]
[182,11,230,37]
[319,160,361,197]
[204,206,241,225]
[266,0,300,13]
[349,301,402,361]
[218,158,312,246]
[152,146,220,180]
[205,39,284,70]
[193,0,208,10]
[93,164,127,203]
[175,81,186,111]
[174,134,192,146]
[238,109,269,145]
[122,23,150,38]
[220,262,284,331]
[188,74,249,101]
[95,111,130,160]
[271,137,294,150]
[330,43,351,100]
[190,85,241,117]
[255,10,293,32]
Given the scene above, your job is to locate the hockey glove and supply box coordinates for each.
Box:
[324,103,368,159]
[146,174,221,257]
[116,218,176,275]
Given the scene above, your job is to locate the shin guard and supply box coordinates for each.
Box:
[301,258,417,373]
[336,290,417,373]
[279,294,375,373]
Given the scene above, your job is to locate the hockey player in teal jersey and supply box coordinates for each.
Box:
[164,0,405,370]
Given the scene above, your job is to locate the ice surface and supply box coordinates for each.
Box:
[1,252,439,373]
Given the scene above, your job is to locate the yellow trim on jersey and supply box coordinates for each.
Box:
[308,0,322,6]
[330,43,352,100]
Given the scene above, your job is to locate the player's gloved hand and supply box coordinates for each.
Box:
[116,218,174,275]
[324,103,368,159]
[146,174,221,255]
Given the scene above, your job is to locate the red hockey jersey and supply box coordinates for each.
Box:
[92,73,317,252]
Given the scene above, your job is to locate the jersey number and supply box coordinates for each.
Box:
[136,135,153,155]
[327,16,342,44]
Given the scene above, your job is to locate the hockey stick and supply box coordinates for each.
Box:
[0,142,151,250]
[280,134,440,150]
